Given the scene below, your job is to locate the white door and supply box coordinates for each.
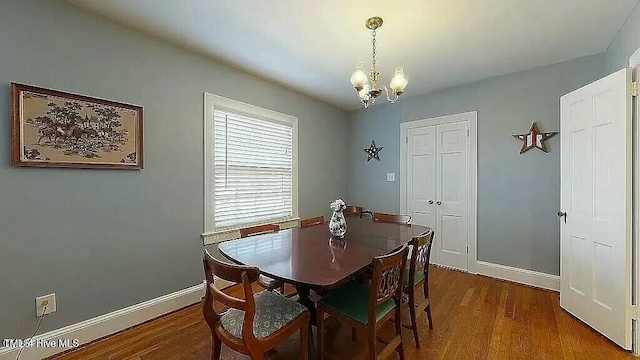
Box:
[560,68,632,350]
[406,126,436,230]
[405,120,469,271]
[435,121,469,271]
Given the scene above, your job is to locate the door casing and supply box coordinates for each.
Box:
[630,46,640,356]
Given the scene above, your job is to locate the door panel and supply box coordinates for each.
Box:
[436,121,468,270]
[570,130,590,215]
[412,156,430,200]
[440,214,462,254]
[406,126,436,229]
[568,235,587,295]
[593,242,614,309]
[560,68,632,349]
[440,153,461,202]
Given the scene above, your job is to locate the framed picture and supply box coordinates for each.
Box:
[11,83,143,169]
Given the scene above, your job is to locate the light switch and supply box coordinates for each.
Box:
[386,173,395,182]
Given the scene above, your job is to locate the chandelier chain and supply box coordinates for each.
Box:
[371,30,377,72]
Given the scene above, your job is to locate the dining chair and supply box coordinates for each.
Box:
[239,224,280,238]
[316,244,408,360]
[300,215,325,228]
[344,205,364,218]
[402,230,435,348]
[240,224,285,294]
[372,212,411,225]
[202,250,310,360]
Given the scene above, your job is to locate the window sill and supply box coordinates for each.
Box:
[202,217,301,246]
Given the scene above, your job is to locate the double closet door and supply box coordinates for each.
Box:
[405,120,470,271]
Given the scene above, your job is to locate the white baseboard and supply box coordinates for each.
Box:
[432,262,468,273]
[0,282,205,360]
[476,261,560,292]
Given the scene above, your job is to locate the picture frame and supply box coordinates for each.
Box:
[11,83,143,169]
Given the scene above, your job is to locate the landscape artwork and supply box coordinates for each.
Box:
[11,83,143,169]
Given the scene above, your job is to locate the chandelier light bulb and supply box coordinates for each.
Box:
[389,66,408,95]
[350,61,369,91]
[359,83,371,100]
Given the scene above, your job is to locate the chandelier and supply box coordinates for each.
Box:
[350,16,408,108]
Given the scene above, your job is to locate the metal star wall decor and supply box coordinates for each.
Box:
[363,140,383,161]
[512,122,558,154]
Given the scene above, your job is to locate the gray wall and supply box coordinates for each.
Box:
[605,1,640,72]
[346,54,606,276]
[0,0,348,339]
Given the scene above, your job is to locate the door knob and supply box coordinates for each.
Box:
[436,201,442,205]
[557,211,567,223]
[428,200,434,204]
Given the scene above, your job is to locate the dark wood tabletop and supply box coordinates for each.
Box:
[218,218,431,292]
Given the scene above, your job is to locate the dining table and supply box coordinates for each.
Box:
[218,217,431,358]
[218,217,429,319]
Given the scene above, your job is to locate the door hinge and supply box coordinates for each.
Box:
[406,136,408,144]
[633,306,640,319]
[467,128,470,137]
[633,81,639,97]
[466,245,469,254]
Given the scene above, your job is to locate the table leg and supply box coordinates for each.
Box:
[296,287,316,320]
[296,286,316,360]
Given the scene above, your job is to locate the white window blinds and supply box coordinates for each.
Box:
[213,109,293,230]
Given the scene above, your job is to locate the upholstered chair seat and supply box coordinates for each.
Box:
[220,291,307,339]
[317,281,396,325]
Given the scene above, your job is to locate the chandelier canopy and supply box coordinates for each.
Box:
[350,16,408,109]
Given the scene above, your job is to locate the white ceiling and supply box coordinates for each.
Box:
[68,0,638,110]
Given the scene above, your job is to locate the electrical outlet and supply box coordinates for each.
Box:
[36,293,56,317]
[386,172,396,182]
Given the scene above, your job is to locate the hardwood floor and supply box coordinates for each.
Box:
[52,267,634,360]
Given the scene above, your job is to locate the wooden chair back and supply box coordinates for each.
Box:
[368,245,408,320]
[300,216,325,228]
[361,210,373,218]
[372,212,411,225]
[240,223,280,238]
[408,229,435,281]
[343,205,364,218]
[202,250,260,336]
[404,230,435,347]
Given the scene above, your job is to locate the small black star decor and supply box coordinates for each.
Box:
[363,140,383,162]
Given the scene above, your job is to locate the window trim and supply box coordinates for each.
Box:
[202,93,299,245]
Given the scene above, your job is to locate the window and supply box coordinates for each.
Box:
[203,93,298,240]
